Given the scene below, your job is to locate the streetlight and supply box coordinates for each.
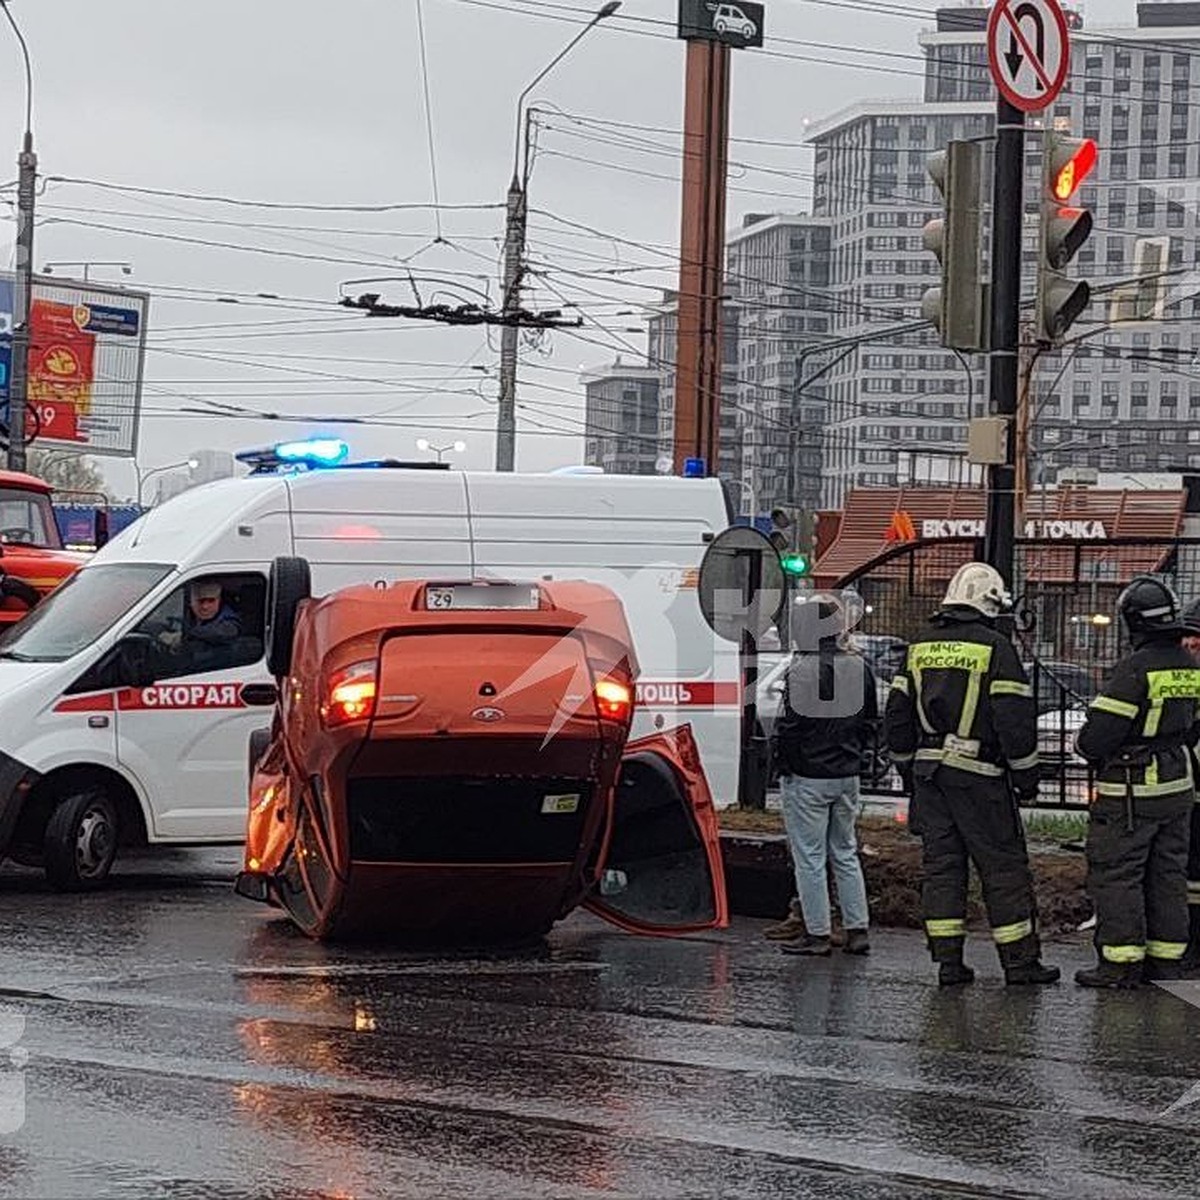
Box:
[136,458,199,507]
[495,0,621,474]
[0,0,35,473]
[416,438,466,464]
[42,261,133,282]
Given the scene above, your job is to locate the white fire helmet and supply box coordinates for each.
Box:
[942,562,1012,618]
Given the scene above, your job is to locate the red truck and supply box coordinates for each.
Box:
[0,469,89,620]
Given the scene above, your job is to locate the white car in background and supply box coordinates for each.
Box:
[1036,703,1091,807]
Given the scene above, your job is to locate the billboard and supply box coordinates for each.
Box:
[0,273,149,458]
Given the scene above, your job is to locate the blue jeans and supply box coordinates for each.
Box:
[780,775,870,937]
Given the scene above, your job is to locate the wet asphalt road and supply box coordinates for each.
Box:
[2,853,1200,1199]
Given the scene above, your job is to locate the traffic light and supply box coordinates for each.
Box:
[1036,130,1097,345]
[780,551,811,577]
[772,507,814,577]
[767,506,790,556]
[921,140,985,351]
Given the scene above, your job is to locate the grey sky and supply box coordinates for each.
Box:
[0,0,1132,495]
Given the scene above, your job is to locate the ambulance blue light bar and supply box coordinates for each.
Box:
[236,437,351,475]
[274,438,349,465]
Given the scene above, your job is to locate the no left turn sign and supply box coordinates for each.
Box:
[987,0,1070,112]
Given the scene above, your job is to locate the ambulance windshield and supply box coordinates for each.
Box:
[0,563,172,662]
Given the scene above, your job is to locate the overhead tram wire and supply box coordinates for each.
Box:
[414,0,446,242]
[44,176,504,213]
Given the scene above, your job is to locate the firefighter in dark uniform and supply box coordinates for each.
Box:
[885,562,1059,988]
[1181,598,1200,972]
[1074,578,1200,988]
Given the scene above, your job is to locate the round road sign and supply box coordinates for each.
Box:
[986,0,1070,113]
[697,525,786,644]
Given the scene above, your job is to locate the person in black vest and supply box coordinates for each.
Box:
[772,594,876,958]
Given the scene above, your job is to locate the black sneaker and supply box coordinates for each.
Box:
[843,929,870,956]
[782,934,832,957]
[938,961,975,987]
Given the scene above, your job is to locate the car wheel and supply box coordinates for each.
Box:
[43,789,119,892]
[715,18,727,32]
[249,726,273,779]
[265,556,312,679]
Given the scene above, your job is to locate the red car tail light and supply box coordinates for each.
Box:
[594,677,633,723]
[322,661,378,726]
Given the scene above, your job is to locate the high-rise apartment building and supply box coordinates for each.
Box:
[646,293,743,484]
[580,360,661,475]
[726,213,833,514]
[584,2,1200,507]
[803,1,1200,502]
[806,97,989,506]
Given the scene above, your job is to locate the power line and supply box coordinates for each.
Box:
[414,0,445,242]
[45,175,502,213]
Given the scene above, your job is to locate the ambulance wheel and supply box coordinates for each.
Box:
[43,790,119,892]
[265,556,311,679]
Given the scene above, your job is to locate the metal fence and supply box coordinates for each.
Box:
[831,536,1200,808]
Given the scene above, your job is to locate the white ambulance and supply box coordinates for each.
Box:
[0,446,741,889]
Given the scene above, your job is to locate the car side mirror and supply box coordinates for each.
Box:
[116,633,158,688]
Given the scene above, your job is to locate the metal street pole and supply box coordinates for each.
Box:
[495,176,526,472]
[1,1,35,472]
[495,1,621,472]
[983,95,1025,587]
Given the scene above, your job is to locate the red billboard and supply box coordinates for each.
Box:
[27,301,97,443]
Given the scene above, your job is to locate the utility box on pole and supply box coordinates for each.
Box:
[967,416,1009,465]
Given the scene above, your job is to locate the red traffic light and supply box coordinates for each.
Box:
[1052,138,1098,201]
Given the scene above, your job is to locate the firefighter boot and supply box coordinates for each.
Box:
[1182,908,1200,975]
[931,936,974,986]
[1074,960,1144,989]
[1000,935,1061,987]
[938,961,976,987]
[1143,956,1185,983]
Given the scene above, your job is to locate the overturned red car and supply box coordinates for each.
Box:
[235,558,728,942]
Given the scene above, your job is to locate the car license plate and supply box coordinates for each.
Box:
[425,584,539,611]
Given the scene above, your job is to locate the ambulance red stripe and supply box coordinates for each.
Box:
[634,681,740,707]
[52,693,116,713]
[55,684,249,712]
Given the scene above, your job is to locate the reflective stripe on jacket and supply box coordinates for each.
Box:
[1076,638,1200,799]
[883,607,1039,790]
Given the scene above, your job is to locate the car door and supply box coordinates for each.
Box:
[584,724,728,935]
[114,570,276,840]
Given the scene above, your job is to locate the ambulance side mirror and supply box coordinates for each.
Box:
[115,633,158,688]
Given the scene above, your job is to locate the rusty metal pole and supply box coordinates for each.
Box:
[673,38,730,476]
